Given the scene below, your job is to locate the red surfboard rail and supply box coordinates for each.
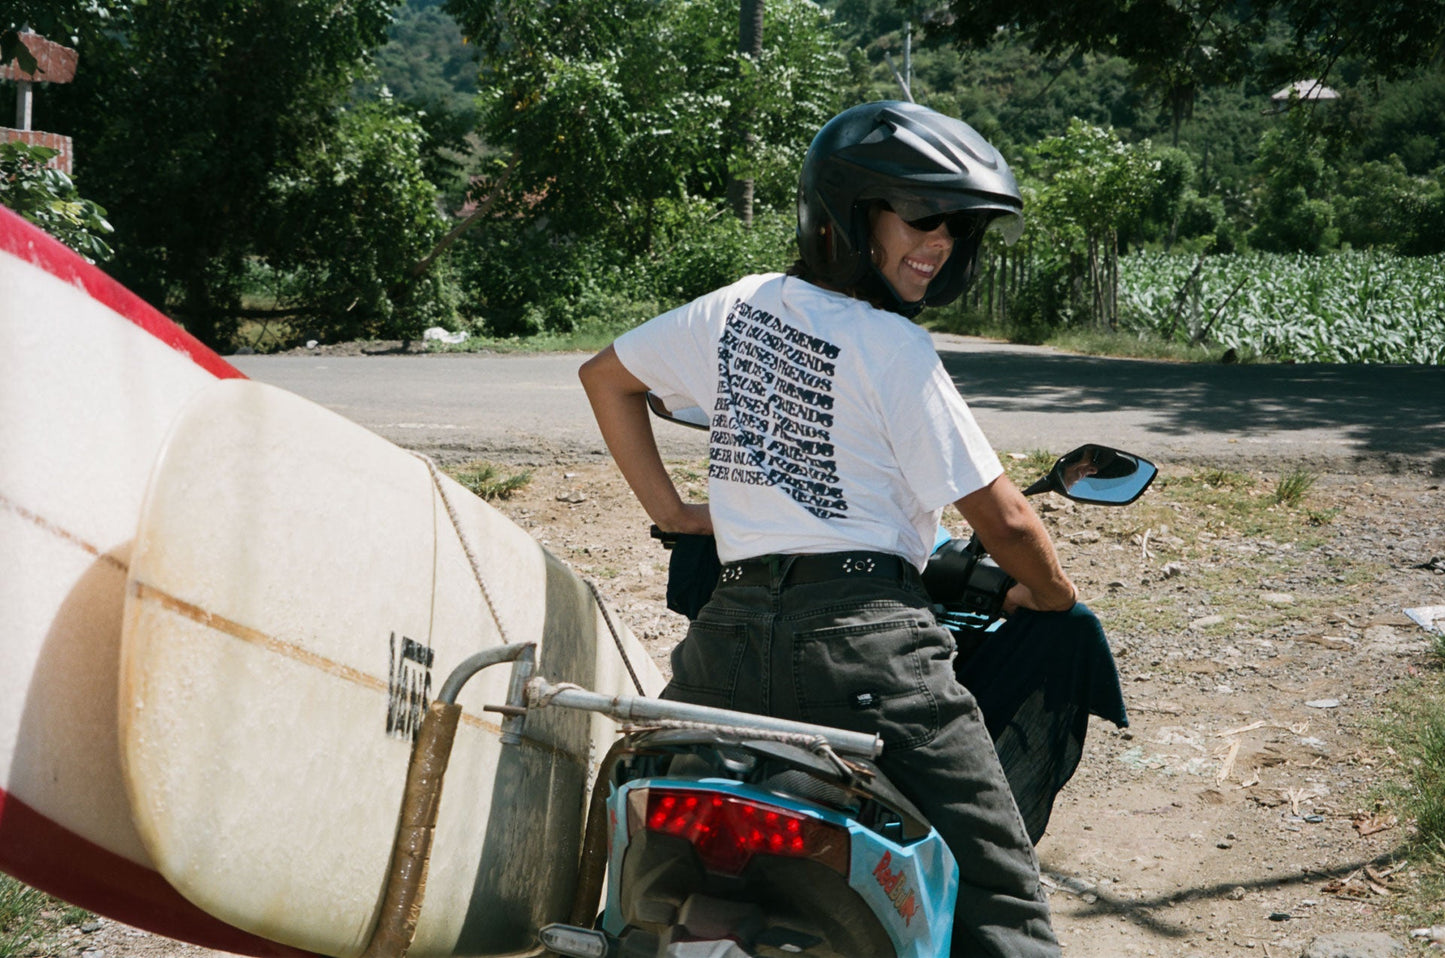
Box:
[0,205,243,380]
[0,208,311,955]
[0,794,311,957]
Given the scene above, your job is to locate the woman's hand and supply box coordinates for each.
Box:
[1002,580,1077,615]
[657,501,713,537]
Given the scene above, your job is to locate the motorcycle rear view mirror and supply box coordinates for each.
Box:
[1023,444,1157,505]
[646,392,710,430]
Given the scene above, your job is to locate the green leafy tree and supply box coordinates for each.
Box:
[444,0,843,248]
[0,140,112,261]
[1334,156,1445,255]
[264,98,456,343]
[1141,146,1195,250]
[442,0,842,333]
[934,0,1445,138]
[50,0,395,349]
[1248,109,1339,253]
[1336,69,1445,176]
[1023,119,1159,327]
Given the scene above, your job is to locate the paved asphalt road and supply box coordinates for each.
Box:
[232,335,1445,475]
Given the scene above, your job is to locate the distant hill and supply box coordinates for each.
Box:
[369,0,478,119]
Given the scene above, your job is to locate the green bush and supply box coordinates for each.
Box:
[264,98,460,343]
[456,199,796,337]
[1174,194,1238,253]
[0,141,113,262]
[453,220,630,336]
[1247,112,1340,254]
[1396,170,1445,256]
[1005,249,1093,340]
[1386,694,1445,862]
[634,201,796,304]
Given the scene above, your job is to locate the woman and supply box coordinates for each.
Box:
[580,101,1071,957]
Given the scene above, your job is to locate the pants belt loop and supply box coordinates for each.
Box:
[769,554,794,592]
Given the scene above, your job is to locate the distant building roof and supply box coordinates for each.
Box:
[1271,79,1339,102]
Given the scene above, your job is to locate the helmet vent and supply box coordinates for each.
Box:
[881,107,998,173]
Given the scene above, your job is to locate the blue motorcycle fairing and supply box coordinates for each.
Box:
[602,777,957,958]
[851,814,957,956]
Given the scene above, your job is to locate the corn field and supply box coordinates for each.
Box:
[1118,251,1445,363]
[964,249,1445,364]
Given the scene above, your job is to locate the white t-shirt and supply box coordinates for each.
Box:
[614,273,1003,569]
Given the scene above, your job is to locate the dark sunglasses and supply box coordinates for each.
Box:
[879,202,979,238]
[902,210,979,237]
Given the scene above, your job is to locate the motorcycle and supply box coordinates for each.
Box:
[515,408,1156,958]
[367,403,1156,958]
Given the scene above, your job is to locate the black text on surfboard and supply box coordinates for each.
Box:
[386,632,434,742]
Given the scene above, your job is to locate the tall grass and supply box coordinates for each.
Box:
[1382,686,1445,913]
[0,876,89,958]
[1272,467,1318,505]
[444,461,532,500]
[1411,704,1445,844]
[0,876,44,958]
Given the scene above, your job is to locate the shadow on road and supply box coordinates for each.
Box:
[1045,847,1409,942]
[937,348,1445,474]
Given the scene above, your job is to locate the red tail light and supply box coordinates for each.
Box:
[633,787,849,876]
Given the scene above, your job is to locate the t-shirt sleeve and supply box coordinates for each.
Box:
[880,335,1004,510]
[612,297,712,414]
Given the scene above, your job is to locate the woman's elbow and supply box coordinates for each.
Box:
[578,349,606,390]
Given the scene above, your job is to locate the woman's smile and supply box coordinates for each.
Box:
[870,207,954,303]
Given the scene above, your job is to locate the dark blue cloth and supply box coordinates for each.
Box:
[954,604,1128,844]
[663,533,722,619]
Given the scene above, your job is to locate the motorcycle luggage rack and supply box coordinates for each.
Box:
[520,676,885,760]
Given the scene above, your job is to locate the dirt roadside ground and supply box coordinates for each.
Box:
[58,456,1444,958]
[495,457,1445,958]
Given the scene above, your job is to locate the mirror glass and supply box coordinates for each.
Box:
[1052,445,1157,505]
[646,392,710,430]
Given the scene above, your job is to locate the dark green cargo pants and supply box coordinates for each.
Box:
[661,554,1060,958]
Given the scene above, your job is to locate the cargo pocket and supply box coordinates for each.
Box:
[792,617,941,750]
[663,619,752,710]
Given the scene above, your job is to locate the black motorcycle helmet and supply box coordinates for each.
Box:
[796,101,1023,316]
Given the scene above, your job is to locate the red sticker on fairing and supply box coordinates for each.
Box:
[872,850,919,926]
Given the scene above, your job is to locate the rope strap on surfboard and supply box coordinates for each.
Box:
[412,453,646,695]
[583,578,645,695]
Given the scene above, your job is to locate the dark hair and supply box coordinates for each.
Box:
[785,203,894,310]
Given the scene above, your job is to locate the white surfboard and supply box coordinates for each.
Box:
[0,207,310,956]
[120,378,664,958]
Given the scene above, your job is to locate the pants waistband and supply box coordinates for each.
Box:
[718,551,917,589]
